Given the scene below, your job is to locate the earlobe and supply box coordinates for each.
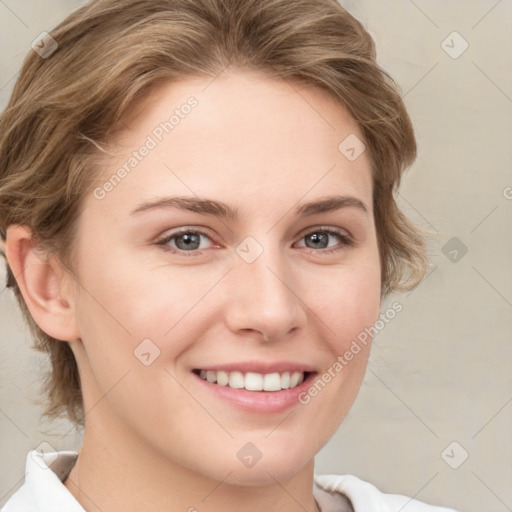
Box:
[5,225,80,342]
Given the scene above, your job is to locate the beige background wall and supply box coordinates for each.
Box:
[1,1,511,511]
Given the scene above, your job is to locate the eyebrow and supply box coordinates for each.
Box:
[130,194,368,219]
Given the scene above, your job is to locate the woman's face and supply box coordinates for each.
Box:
[67,70,381,484]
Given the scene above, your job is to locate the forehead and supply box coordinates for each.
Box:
[90,70,373,219]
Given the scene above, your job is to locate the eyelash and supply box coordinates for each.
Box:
[155,227,354,257]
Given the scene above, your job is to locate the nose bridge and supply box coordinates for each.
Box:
[225,238,304,341]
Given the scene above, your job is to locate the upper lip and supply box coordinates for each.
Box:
[193,361,317,374]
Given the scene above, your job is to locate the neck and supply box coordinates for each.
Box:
[64,412,320,512]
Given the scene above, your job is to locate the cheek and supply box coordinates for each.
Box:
[289,262,380,453]
[73,240,198,338]
[315,257,382,354]
[71,252,219,408]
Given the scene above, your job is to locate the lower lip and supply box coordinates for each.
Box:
[192,372,317,413]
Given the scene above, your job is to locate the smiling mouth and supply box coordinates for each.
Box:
[193,369,311,392]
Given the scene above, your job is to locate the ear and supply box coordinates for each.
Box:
[5,225,80,342]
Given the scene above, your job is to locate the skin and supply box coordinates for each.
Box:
[6,69,381,512]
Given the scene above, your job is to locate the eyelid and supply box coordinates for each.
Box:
[298,224,352,239]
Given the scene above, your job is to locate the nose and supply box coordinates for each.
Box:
[223,245,307,343]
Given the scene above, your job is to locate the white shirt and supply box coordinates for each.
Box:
[1,451,458,512]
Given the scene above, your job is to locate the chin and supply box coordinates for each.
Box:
[232,445,315,486]
[184,443,315,488]
[222,460,312,487]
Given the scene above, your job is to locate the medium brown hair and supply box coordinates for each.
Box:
[0,0,428,426]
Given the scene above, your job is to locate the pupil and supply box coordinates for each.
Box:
[308,232,327,248]
[178,233,199,250]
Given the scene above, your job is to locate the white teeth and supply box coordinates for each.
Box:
[245,372,263,391]
[216,370,229,386]
[197,369,306,391]
[229,371,244,389]
[290,371,301,387]
[281,371,291,389]
[263,373,281,391]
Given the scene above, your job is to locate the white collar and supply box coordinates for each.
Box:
[3,450,85,511]
[2,450,456,512]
